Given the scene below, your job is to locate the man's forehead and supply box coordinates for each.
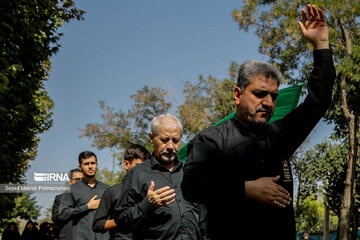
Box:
[157,120,181,131]
[248,74,279,91]
[157,130,181,138]
[82,156,97,163]
[73,171,83,177]
[156,126,181,137]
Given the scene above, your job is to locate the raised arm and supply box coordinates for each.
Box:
[274,4,335,159]
[298,4,329,50]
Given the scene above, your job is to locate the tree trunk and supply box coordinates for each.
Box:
[324,204,330,240]
[337,17,357,240]
[338,74,356,240]
[351,211,359,240]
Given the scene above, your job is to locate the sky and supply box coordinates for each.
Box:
[21,0,333,218]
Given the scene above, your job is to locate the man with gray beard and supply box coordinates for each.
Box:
[114,114,200,240]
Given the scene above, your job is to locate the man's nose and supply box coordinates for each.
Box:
[262,94,274,107]
[166,141,175,150]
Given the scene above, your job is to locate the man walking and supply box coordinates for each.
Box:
[181,4,335,240]
[92,144,151,239]
[59,151,110,240]
[115,114,200,240]
[52,168,83,240]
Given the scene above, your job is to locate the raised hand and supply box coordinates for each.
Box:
[147,181,176,208]
[298,4,329,50]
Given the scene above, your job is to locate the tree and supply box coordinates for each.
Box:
[291,141,344,235]
[96,167,126,186]
[0,193,41,233]
[311,141,360,239]
[295,195,326,234]
[179,62,238,138]
[40,207,54,224]
[79,85,171,162]
[292,139,360,238]
[0,0,84,226]
[232,1,360,238]
[291,142,318,212]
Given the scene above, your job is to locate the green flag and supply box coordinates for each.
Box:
[177,85,303,162]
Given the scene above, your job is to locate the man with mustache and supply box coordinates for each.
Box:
[115,114,200,240]
[181,4,335,240]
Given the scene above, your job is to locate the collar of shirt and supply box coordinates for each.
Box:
[232,115,269,138]
[149,155,183,172]
[81,178,99,188]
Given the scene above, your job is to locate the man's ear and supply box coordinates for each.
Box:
[149,132,154,145]
[234,86,242,106]
[124,160,130,170]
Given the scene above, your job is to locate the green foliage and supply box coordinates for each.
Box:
[0,0,84,183]
[96,167,126,186]
[292,140,347,213]
[178,62,238,138]
[80,85,171,163]
[232,0,360,134]
[291,142,318,203]
[312,141,348,215]
[292,140,360,232]
[0,0,84,228]
[128,86,171,146]
[39,207,54,224]
[0,193,41,233]
[295,195,323,233]
[233,1,360,237]
[295,195,338,233]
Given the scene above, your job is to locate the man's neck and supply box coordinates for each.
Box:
[235,113,267,137]
[85,176,96,187]
[163,161,175,172]
[156,157,175,172]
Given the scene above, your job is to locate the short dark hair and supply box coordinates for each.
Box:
[124,144,151,163]
[69,168,82,179]
[78,151,97,164]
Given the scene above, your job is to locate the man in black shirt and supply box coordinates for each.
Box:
[52,168,83,240]
[92,144,151,240]
[115,114,200,240]
[181,5,336,240]
[59,151,110,240]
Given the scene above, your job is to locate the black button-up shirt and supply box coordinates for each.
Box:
[92,182,132,240]
[59,179,110,240]
[114,156,200,240]
[181,49,336,240]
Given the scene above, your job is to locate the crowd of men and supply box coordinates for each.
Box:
[2,4,336,240]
